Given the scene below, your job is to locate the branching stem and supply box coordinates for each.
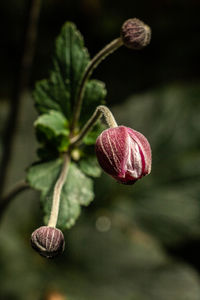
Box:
[48,153,71,228]
[70,105,118,146]
[70,37,123,135]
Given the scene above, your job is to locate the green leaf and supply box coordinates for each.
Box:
[33,22,107,156]
[83,121,106,145]
[26,159,94,229]
[33,22,90,119]
[35,110,70,155]
[34,110,69,137]
[29,22,108,231]
[79,156,101,178]
[80,79,107,126]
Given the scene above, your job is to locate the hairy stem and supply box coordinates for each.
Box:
[48,153,71,228]
[70,37,123,135]
[70,105,118,146]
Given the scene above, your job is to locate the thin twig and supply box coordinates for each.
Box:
[0,180,29,219]
[0,0,41,198]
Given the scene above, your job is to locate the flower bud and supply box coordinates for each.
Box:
[121,18,151,50]
[31,226,65,258]
[95,126,151,184]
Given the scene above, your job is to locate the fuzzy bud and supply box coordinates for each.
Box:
[31,226,65,258]
[95,126,151,185]
[121,18,151,50]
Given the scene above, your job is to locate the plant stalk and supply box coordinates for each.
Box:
[48,153,71,228]
[70,37,123,135]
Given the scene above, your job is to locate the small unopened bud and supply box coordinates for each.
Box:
[121,18,151,50]
[95,126,151,184]
[31,226,65,258]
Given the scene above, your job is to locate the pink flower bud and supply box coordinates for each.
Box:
[95,126,151,184]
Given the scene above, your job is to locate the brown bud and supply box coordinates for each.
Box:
[31,226,65,258]
[121,18,151,50]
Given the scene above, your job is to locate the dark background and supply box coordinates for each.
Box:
[1,0,200,101]
[0,1,200,300]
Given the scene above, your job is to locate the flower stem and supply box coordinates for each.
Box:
[48,153,71,228]
[70,105,118,146]
[70,37,123,135]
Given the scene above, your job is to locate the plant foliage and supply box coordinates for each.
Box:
[27,22,106,229]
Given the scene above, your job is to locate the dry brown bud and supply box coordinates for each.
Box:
[121,18,151,50]
[31,226,65,258]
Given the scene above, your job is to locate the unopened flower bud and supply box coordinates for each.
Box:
[95,126,151,184]
[121,18,151,50]
[31,226,65,258]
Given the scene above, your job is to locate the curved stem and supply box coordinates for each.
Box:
[48,153,71,228]
[70,37,123,135]
[0,180,29,219]
[70,105,118,146]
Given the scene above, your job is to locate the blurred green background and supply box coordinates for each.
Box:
[1,0,200,299]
